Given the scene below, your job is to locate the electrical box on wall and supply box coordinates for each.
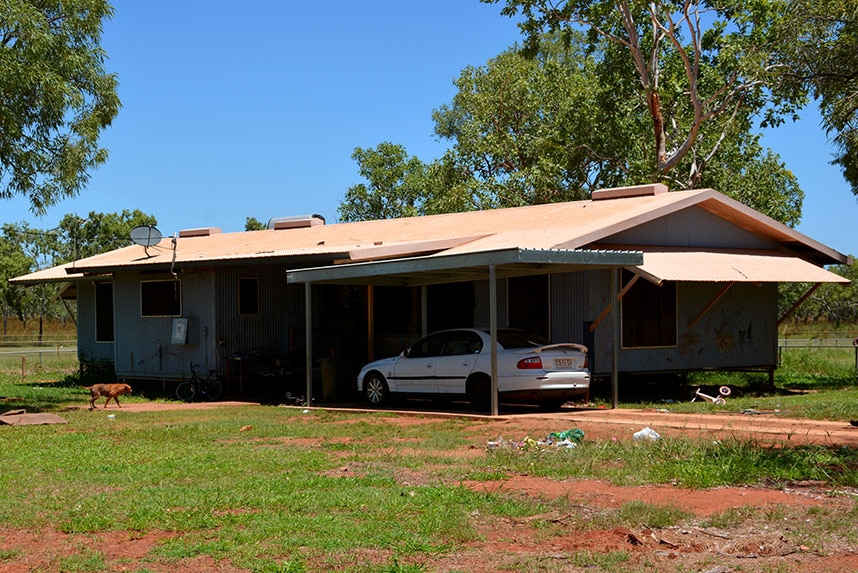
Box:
[171,317,200,345]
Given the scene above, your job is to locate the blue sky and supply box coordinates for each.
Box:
[4,1,857,258]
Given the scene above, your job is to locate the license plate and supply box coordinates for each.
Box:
[554,358,576,368]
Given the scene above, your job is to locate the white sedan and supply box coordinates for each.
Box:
[356,328,590,411]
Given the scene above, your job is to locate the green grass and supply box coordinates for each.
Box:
[1,393,857,570]
[2,342,858,571]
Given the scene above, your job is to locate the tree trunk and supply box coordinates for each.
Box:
[648,90,667,167]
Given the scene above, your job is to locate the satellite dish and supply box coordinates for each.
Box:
[130,226,162,255]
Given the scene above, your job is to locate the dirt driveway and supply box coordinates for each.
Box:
[108,399,858,447]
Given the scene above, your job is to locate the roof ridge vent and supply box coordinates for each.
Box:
[592,183,668,200]
[268,214,326,230]
[178,227,222,238]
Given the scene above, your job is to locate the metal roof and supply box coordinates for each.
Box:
[628,248,851,285]
[286,248,644,286]
[9,186,850,285]
[9,262,86,285]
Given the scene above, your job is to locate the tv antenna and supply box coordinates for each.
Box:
[129,225,163,257]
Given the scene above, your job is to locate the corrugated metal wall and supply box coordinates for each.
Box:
[610,281,778,374]
[607,206,774,249]
[113,268,216,380]
[549,270,777,376]
[549,271,589,345]
[215,263,306,371]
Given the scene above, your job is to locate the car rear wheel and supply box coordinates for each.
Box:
[468,375,491,413]
[538,399,567,412]
[364,372,389,406]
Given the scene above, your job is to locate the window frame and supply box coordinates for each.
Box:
[140,279,182,318]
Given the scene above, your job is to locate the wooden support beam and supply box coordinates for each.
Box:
[777,282,822,326]
[688,282,734,329]
[589,274,640,332]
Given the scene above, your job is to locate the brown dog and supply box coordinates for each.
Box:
[84,383,133,410]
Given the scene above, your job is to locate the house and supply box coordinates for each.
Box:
[12,184,850,405]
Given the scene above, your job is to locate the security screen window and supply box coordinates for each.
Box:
[94,282,114,342]
[238,277,259,315]
[621,270,677,348]
[140,279,182,317]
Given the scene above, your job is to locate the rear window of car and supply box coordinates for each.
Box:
[495,330,550,349]
[442,332,482,355]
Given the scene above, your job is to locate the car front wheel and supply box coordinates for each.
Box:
[364,372,389,406]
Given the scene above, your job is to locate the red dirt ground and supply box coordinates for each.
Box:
[3,401,858,572]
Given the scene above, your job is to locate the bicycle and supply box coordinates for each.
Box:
[176,362,223,402]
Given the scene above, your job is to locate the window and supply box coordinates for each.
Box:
[406,332,448,358]
[508,275,549,338]
[621,270,677,348]
[141,279,182,317]
[238,277,259,315]
[94,282,114,342]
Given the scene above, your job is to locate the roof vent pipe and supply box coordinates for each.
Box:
[268,214,326,230]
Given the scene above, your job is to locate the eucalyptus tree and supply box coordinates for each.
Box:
[340,31,803,225]
[427,37,614,210]
[338,143,429,222]
[1,210,157,335]
[483,0,806,189]
[0,233,33,333]
[53,210,157,262]
[774,0,858,195]
[0,0,120,213]
[427,34,801,223]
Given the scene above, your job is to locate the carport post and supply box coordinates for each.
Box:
[305,282,313,406]
[611,268,619,409]
[490,264,499,416]
[421,285,428,337]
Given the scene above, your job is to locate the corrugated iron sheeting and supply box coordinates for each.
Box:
[632,249,849,284]
[216,263,305,368]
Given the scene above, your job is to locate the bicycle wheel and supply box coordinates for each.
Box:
[204,380,223,401]
[176,381,196,402]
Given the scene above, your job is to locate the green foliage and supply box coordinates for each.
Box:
[482,0,807,189]
[338,143,429,221]
[779,263,858,325]
[773,0,858,195]
[0,234,32,323]
[340,23,803,226]
[0,210,156,327]
[244,216,268,231]
[429,36,612,209]
[0,0,120,213]
[55,210,158,262]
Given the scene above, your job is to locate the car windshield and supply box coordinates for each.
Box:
[493,330,550,349]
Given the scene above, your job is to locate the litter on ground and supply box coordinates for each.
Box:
[487,428,585,451]
[633,426,661,441]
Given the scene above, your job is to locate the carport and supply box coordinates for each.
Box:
[286,247,643,415]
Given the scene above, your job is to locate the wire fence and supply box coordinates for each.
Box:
[778,337,858,370]
[0,345,78,379]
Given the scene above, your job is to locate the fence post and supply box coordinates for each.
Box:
[21,355,25,381]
